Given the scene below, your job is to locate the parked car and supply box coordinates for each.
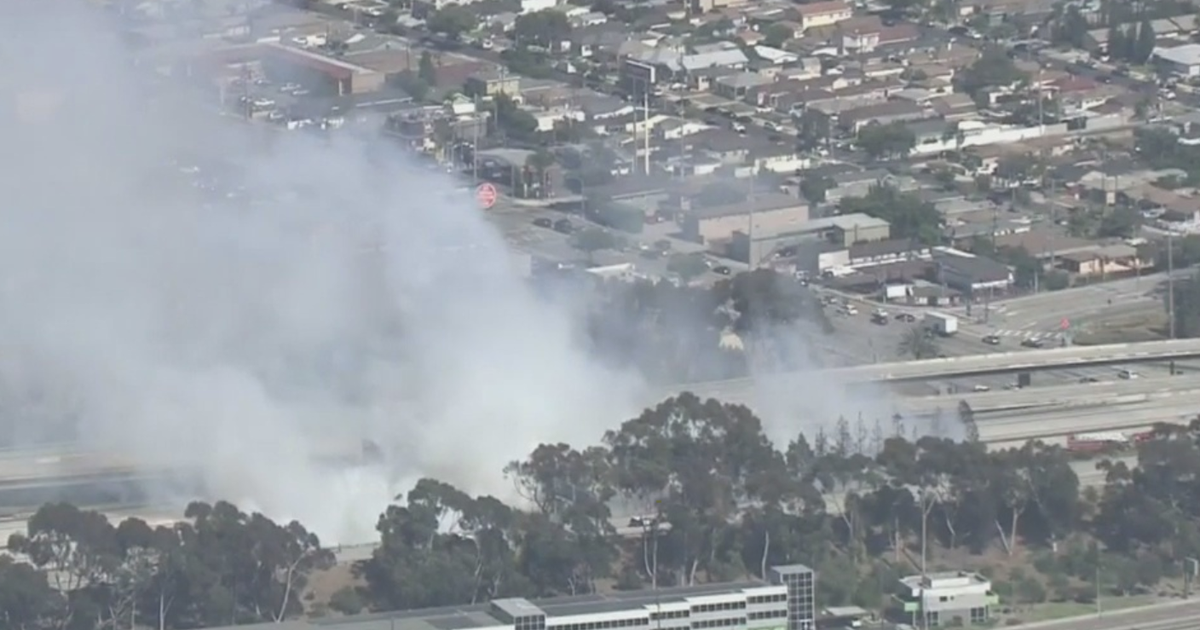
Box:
[983,335,1001,345]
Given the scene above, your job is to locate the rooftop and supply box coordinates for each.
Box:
[691,193,806,219]
[1155,43,1200,67]
[201,578,798,630]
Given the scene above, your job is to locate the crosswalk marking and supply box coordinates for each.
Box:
[987,330,1063,341]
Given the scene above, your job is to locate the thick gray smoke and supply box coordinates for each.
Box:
[0,3,642,544]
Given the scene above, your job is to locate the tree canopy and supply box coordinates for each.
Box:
[839,185,943,245]
[955,47,1026,100]
[856,122,916,160]
[426,5,478,40]
[513,10,573,49]
[9,402,1200,627]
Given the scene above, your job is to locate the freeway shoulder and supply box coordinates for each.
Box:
[1015,598,1200,630]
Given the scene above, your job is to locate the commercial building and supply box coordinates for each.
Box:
[203,42,385,96]
[1153,44,1200,78]
[682,194,810,244]
[202,564,816,630]
[729,213,891,268]
[894,571,998,627]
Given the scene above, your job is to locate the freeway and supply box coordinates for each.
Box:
[821,339,1200,383]
[978,397,1199,447]
[659,339,1200,408]
[901,374,1200,415]
[1018,598,1200,630]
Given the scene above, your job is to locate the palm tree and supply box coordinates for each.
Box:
[898,326,941,360]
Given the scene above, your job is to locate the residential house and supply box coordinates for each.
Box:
[752,144,809,174]
[797,1,853,31]
[837,100,929,133]
[686,129,759,166]
[825,168,894,202]
[1057,242,1146,277]
[895,571,997,628]
[622,41,749,87]
[655,117,710,140]
[713,72,773,99]
[746,78,814,111]
[571,24,629,59]
[930,93,977,120]
[579,93,633,121]
[908,118,954,150]
[464,68,520,97]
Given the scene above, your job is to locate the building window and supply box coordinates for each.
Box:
[970,607,987,623]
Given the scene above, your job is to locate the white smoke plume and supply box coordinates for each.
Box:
[0,2,644,544]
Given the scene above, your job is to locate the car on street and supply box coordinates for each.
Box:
[713,265,732,275]
[532,217,552,228]
[553,218,574,234]
[973,384,990,392]
[1079,376,1099,383]
[1118,369,1140,380]
[1021,338,1045,348]
[983,334,1001,345]
[894,312,916,323]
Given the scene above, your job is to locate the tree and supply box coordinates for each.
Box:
[0,556,65,630]
[513,10,573,49]
[762,23,794,47]
[1133,20,1156,64]
[897,325,940,359]
[839,184,943,244]
[419,50,438,86]
[799,175,834,204]
[667,252,710,282]
[1169,271,1200,338]
[426,5,478,40]
[856,122,916,160]
[571,227,616,262]
[956,46,1026,100]
[493,93,538,141]
[1098,206,1142,239]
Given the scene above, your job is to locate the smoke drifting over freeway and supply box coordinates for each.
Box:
[0,3,927,544]
[0,3,653,543]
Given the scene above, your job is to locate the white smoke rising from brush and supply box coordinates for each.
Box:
[0,3,644,544]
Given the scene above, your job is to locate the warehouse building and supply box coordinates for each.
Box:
[205,564,816,630]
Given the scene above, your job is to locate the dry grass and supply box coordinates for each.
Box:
[1072,311,1168,346]
[303,561,363,614]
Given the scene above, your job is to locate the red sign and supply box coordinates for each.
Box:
[1060,317,1070,330]
[476,183,498,210]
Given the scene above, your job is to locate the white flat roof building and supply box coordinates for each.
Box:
[1154,44,1200,77]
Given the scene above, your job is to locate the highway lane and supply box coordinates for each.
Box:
[901,373,1200,415]
[1017,598,1200,630]
[979,397,1200,446]
[820,338,1200,382]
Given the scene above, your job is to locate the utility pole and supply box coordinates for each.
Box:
[748,173,756,267]
[1169,232,1177,340]
[1185,558,1199,598]
[642,79,651,176]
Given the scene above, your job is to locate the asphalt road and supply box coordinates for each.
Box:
[817,272,1191,395]
[1018,598,1200,630]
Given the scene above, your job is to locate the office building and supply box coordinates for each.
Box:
[895,571,998,627]
[204,564,816,630]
